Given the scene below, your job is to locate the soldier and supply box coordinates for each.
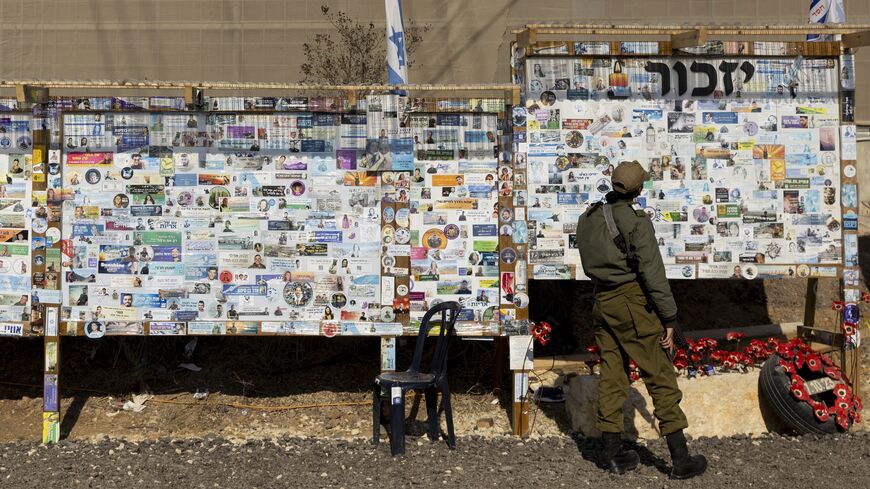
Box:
[577,160,707,480]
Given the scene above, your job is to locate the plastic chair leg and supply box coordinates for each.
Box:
[371,384,381,445]
[389,388,406,456]
[440,383,456,449]
[424,386,439,442]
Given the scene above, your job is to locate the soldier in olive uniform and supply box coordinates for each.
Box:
[577,161,707,480]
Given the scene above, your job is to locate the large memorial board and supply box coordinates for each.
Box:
[519,56,847,280]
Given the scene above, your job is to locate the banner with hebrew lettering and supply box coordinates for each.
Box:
[521,56,843,280]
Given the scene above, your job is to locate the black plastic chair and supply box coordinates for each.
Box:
[372,301,461,456]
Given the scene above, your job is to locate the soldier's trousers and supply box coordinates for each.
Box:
[592,281,689,436]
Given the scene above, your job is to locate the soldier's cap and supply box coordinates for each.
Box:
[611,160,649,195]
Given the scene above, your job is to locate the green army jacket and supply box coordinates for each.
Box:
[576,197,678,323]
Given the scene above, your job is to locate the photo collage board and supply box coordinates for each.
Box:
[57,95,519,337]
[515,53,852,282]
[0,112,33,330]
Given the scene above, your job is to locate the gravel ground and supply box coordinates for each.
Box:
[1,432,868,488]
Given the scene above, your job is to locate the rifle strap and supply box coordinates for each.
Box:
[602,203,636,267]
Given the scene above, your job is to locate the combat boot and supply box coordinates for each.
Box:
[599,432,639,474]
[665,429,707,480]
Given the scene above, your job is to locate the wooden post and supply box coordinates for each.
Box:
[511,370,530,436]
[493,336,507,392]
[42,308,60,444]
[803,278,819,328]
[837,48,861,396]
[27,87,61,444]
[501,83,531,437]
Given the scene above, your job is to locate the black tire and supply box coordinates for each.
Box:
[759,355,840,435]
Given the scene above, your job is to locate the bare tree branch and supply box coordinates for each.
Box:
[300,5,431,84]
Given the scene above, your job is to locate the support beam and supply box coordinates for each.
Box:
[671,29,707,50]
[517,28,537,49]
[842,29,870,48]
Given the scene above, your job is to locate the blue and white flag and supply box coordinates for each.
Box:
[385,0,408,85]
[808,0,845,42]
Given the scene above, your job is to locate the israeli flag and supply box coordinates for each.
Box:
[385,0,408,85]
[808,0,846,41]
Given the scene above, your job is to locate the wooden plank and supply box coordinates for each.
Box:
[796,325,845,347]
[671,29,707,50]
[522,23,870,36]
[842,30,870,48]
[534,353,595,371]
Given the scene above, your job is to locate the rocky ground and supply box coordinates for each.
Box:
[0,226,868,486]
[2,432,869,488]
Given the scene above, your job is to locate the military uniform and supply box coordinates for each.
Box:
[577,161,705,479]
[577,197,687,436]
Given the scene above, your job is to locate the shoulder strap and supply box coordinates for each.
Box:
[602,204,638,270]
[602,204,626,253]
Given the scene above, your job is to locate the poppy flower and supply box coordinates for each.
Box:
[794,352,806,369]
[673,358,688,370]
[824,366,842,380]
[812,402,830,422]
[852,411,862,424]
[820,354,834,366]
[836,398,851,411]
[778,359,796,375]
[842,323,856,335]
[726,332,747,342]
[531,321,552,346]
[834,384,852,399]
[805,354,821,372]
[629,370,640,383]
[831,301,845,311]
[790,338,810,352]
[853,397,863,412]
[790,382,809,402]
[776,343,793,358]
[862,290,870,304]
[835,412,850,430]
[703,338,719,350]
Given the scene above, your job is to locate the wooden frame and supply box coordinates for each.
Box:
[512,24,864,430]
[0,83,534,444]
